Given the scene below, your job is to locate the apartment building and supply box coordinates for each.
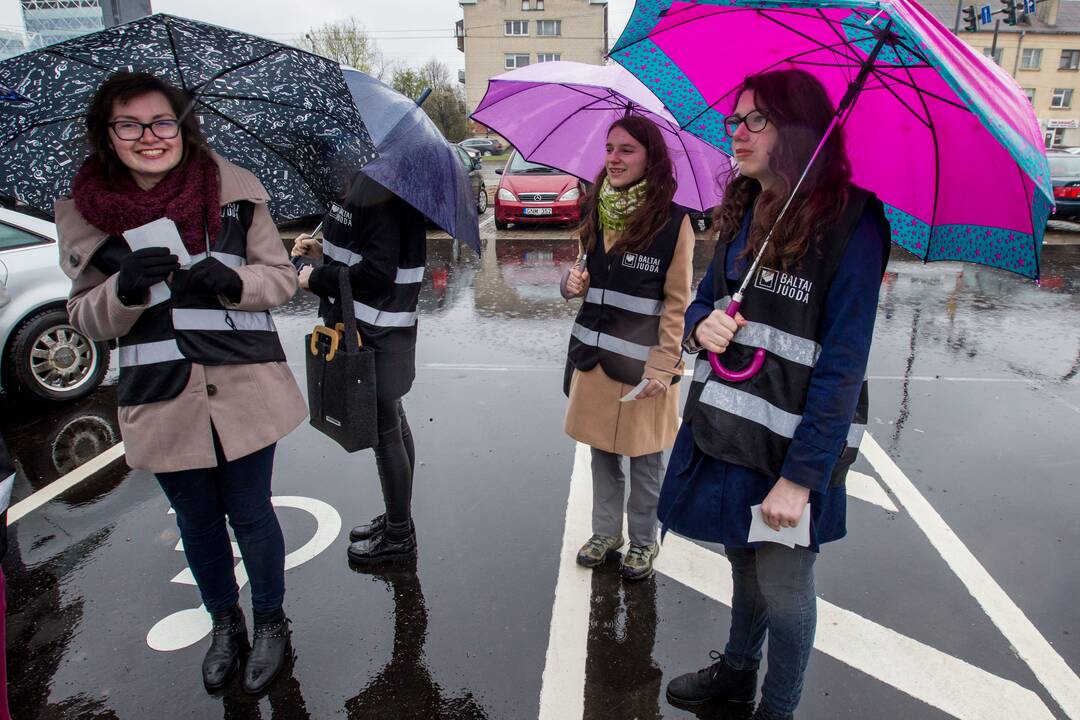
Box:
[457,0,608,132]
[20,0,152,50]
[924,0,1080,147]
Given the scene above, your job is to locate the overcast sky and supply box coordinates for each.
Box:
[0,0,634,75]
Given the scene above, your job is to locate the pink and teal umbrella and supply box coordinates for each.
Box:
[612,0,1053,280]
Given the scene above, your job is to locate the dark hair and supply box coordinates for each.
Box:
[85,71,209,187]
[712,69,852,273]
[578,115,677,255]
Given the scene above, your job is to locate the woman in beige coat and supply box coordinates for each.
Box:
[56,72,306,695]
[561,115,693,581]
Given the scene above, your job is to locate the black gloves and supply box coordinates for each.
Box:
[186,257,244,303]
[116,247,180,306]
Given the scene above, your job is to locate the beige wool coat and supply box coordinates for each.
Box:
[56,153,307,473]
[564,215,694,457]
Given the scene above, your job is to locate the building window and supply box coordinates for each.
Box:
[1023,87,1036,104]
[1061,50,1080,70]
[1051,88,1073,108]
[537,52,561,63]
[522,0,530,9]
[1020,48,1042,70]
[505,53,530,69]
[505,20,529,36]
[1045,127,1066,148]
[537,0,544,8]
[982,47,1003,65]
[537,20,562,36]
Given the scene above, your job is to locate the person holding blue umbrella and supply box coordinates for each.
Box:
[660,70,891,719]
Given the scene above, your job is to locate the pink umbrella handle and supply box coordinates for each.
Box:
[707,299,766,382]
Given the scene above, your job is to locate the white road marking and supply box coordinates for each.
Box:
[6,442,126,524]
[539,438,1063,719]
[862,433,1080,719]
[146,495,342,652]
[846,470,899,512]
[538,442,593,720]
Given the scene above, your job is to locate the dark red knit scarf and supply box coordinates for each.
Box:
[71,150,222,255]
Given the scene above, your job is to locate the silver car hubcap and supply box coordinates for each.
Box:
[30,324,98,393]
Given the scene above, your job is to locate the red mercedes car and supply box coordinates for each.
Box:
[494,152,584,230]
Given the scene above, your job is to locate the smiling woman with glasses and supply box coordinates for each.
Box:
[53,71,307,696]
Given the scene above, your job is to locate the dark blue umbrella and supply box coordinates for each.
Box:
[0,14,377,221]
[341,68,480,253]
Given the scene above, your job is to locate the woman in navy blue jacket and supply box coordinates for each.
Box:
[661,70,890,720]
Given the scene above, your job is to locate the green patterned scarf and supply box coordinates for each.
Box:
[597,176,647,233]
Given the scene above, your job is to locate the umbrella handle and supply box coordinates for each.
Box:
[707,299,766,382]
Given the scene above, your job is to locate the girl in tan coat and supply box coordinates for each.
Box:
[57,72,306,695]
[561,116,693,581]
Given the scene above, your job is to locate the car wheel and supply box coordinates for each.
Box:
[477,187,489,214]
[495,219,509,231]
[8,308,109,402]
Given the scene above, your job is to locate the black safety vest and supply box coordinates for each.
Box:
[116,202,286,406]
[567,205,684,386]
[320,176,427,354]
[685,188,890,488]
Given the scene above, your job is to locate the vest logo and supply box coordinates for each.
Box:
[329,202,353,228]
[221,203,241,221]
[621,252,661,274]
[754,267,813,304]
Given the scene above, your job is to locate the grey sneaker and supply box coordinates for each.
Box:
[576,534,624,568]
[620,542,659,580]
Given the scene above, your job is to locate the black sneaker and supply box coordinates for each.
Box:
[349,514,415,542]
[666,651,757,706]
[347,527,417,566]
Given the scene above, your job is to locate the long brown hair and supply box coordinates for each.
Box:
[712,70,852,273]
[85,71,210,187]
[578,115,676,255]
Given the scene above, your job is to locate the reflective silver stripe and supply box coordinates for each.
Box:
[210,251,245,268]
[395,266,425,284]
[0,472,14,514]
[119,339,185,367]
[847,423,866,448]
[571,323,651,362]
[699,380,802,438]
[172,308,277,333]
[148,281,171,307]
[692,354,711,383]
[712,295,820,367]
[352,301,418,328]
[585,288,663,316]
[323,239,363,266]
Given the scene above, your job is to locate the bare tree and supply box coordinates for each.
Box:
[419,58,451,89]
[301,17,389,79]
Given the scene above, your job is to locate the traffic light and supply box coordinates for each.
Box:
[1002,0,1019,25]
[963,4,978,31]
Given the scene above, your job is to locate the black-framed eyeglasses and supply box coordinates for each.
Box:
[723,110,769,137]
[108,119,180,141]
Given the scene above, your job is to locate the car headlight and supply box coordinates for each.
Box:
[559,187,581,202]
[497,188,517,202]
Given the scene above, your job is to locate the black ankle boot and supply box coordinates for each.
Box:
[203,605,248,691]
[349,514,416,542]
[242,610,290,695]
[347,524,417,566]
[666,651,757,706]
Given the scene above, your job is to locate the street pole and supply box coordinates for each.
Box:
[954,0,965,32]
[990,19,1001,62]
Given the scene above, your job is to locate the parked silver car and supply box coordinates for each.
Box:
[0,207,109,401]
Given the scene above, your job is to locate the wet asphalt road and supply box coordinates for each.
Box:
[1,215,1078,720]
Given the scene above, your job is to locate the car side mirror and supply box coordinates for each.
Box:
[471,156,482,170]
[495,168,503,175]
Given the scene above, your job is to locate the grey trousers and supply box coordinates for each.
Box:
[590,448,662,547]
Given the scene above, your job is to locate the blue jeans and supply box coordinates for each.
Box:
[156,438,285,616]
[724,544,817,718]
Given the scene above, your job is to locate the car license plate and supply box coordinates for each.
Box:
[523,207,553,216]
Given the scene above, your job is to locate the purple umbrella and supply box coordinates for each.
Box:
[612,0,1053,381]
[471,60,735,211]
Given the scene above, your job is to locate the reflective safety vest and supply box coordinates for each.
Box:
[567,205,684,386]
[685,188,890,488]
[116,201,286,406]
[319,179,427,354]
